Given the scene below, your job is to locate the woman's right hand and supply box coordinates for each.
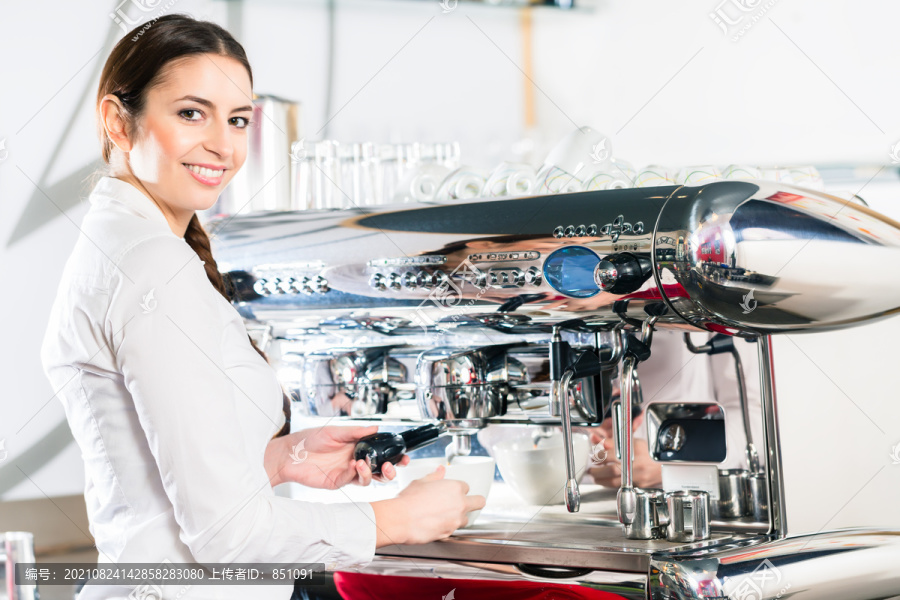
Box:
[369,465,485,547]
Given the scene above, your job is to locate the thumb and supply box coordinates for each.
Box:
[419,464,446,482]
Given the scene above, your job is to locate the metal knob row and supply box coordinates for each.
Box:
[369,270,447,291]
[254,276,329,296]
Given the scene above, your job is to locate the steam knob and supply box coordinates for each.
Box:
[593,253,653,295]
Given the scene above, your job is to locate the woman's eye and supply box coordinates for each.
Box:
[230,116,251,129]
[179,109,202,121]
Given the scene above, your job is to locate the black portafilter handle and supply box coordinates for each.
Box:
[353,423,445,475]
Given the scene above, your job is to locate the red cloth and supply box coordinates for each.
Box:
[334,572,632,600]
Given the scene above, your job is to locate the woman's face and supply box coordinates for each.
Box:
[127,53,253,219]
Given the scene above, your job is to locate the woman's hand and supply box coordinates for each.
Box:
[586,414,662,489]
[266,425,411,490]
[369,465,485,547]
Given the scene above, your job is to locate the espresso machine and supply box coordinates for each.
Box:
[207,180,900,599]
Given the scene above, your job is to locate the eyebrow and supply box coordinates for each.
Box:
[174,95,253,114]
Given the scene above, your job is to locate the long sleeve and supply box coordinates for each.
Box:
[104,234,376,569]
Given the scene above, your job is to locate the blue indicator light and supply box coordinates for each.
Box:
[543,246,601,298]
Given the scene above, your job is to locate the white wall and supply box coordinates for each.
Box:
[1,0,899,539]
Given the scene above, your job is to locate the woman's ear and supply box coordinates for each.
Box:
[99,94,133,153]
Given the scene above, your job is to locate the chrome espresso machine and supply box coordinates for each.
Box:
[206,180,900,599]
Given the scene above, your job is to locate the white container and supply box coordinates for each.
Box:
[493,431,591,506]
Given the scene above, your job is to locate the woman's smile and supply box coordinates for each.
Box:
[183,162,226,186]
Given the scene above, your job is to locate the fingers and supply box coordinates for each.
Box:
[398,454,411,466]
[419,464,446,482]
[354,459,373,486]
[466,494,486,512]
[380,461,396,480]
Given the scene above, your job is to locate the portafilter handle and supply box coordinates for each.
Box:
[353,423,446,475]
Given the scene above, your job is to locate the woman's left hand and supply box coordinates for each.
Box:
[273,425,411,490]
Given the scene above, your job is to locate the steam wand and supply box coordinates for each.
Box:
[616,304,666,528]
[549,319,621,513]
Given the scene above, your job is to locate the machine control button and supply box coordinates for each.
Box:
[313,275,330,293]
[553,226,565,238]
[369,273,387,291]
[524,266,542,286]
[278,278,295,294]
[299,276,315,295]
[402,271,418,289]
[253,278,270,296]
[418,271,436,288]
[266,278,284,295]
[388,273,402,290]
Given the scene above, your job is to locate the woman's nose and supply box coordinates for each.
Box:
[203,119,234,159]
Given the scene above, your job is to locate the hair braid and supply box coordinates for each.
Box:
[184,214,291,440]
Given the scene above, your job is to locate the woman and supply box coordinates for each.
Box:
[40,14,482,600]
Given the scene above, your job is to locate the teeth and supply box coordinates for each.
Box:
[185,164,224,178]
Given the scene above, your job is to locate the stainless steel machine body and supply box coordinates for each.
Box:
[207,181,900,599]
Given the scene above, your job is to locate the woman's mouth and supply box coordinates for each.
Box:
[183,163,225,186]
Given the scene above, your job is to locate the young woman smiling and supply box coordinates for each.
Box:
[40,14,482,600]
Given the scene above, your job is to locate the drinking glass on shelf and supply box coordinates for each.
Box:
[313,140,341,209]
[290,140,314,210]
[337,142,378,207]
[374,143,399,205]
[437,141,462,170]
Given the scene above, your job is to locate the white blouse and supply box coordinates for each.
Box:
[40,176,377,600]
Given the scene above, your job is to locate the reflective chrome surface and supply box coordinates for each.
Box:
[649,530,900,599]
[209,181,900,335]
[355,556,648,600]
[210,182,900,595]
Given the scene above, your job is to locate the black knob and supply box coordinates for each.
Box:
[593,252,653,295]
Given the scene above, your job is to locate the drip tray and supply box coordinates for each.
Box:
[377,483,746,572]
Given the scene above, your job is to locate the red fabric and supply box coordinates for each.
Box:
[334,572,631,600]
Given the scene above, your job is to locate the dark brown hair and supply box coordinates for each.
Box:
[96,14,291,439]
